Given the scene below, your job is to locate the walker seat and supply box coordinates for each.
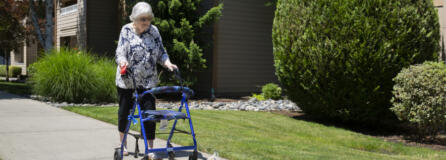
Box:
[142,110,188,121]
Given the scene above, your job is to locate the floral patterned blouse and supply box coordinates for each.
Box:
[115,23,170,89]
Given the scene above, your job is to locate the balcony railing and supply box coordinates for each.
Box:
[60,4,77,15]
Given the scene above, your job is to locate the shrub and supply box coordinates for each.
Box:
[10,66,21,77]
[0,65,22,77]
[391,62,446,138]
[0,65,4,76]
[272,0,440,122]
[251,93,265,101]
[262,83,282,100]
[91,58,117,103]
[29,48,117,103]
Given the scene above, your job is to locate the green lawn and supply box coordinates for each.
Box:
[0,81,32,96]
[63,106,446,160]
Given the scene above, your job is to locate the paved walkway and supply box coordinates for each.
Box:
[0,91,220,160]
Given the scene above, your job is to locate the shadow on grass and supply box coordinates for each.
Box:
[124,150,207,160]
[272,110,446,150]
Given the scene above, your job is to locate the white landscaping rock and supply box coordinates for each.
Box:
[39,96,300,112]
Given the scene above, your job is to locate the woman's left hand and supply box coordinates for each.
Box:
[164,59,178,71]
[166,64,178,72]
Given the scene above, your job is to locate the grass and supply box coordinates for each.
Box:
[0,80,32,96]
[63,106,446,160]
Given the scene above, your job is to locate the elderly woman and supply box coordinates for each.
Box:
[115,2,177,159]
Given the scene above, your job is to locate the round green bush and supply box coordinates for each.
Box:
[10,66,22,77]
[262,83,282,100]
[0,65,5,76]
[391,62,446,138]
[272,0,440,122]
[0,65,22,77]
[29,49,116,103]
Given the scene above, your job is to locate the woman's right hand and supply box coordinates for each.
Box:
[119,61,128,68]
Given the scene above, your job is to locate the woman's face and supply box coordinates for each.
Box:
[134,14,151,32]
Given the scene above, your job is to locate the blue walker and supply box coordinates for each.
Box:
[114,69,198,160]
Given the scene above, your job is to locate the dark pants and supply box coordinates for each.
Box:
[117,87,156,140]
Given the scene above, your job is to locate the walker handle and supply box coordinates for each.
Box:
[173,69,184,86]
[120,65,127,75]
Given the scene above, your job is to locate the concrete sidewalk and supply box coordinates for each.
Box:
[0,91,219,160]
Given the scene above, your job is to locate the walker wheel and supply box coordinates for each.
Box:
[188,149,198,160]
[141,155,149,160]
[168,151,175,160]
[114,148,123,160]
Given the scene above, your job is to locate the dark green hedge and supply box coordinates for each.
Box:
[272,0,440,122]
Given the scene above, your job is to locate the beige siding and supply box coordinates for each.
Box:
[437,0,446,60]
[25,38,38,75]
[213,0,277,96]
[56,6,78,48]
[9,37,38,75]
[9,45,25,75]
[56,0,87,50]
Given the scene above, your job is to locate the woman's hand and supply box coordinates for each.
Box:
[163,59,178,71]
[119,61,128,68]
[166,63,178,72]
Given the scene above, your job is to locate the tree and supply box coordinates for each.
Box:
[0,0,29,81]
[29,0,53,53]
[0,0,46,81]
[123,0,223,86]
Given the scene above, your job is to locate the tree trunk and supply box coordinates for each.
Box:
[45,0,53,52]
[29,0,45,48]
[5,49,9,82]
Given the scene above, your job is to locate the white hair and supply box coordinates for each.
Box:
[129,2,154,21]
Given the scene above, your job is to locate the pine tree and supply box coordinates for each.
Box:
[124,0,223,86]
